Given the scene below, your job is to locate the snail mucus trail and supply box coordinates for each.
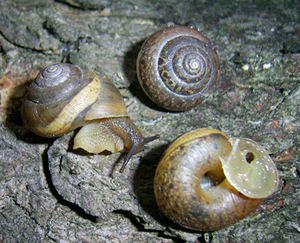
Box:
[22,63,159,172]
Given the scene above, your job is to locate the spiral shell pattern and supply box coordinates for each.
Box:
[154,128,279,231]
[137,25,220,111]
[27,64,86,103]
[22,63,151,166]
[22,63,101,137]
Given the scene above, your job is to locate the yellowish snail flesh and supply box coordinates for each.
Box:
[22,63,159,172]
[137,25,220,111]
[154,128,279,231]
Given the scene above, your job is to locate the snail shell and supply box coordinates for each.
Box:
[137,25,220,111]
[154,128,279,231]
[22,63,158,172]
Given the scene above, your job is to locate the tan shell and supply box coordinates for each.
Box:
[22,63,128,138]
[154,128,279,231]
[22,64,160,172]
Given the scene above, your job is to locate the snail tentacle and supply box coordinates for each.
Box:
[22,63,158,172]
[120,134,160,172]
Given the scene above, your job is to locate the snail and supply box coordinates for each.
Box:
[136,25,220,111]
[22,63,159,172]
[154,128,279,231]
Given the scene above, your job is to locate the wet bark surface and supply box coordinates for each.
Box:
[0,0,299,242]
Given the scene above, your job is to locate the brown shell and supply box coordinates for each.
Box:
[137,25,220,111]
[154,128,263,231]
[22,63,128,137]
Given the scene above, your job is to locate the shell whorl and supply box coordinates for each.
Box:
[22,63,130,138]
[22,63,159,172]
[36,63,71,87]
[137,25,220,111]
[154,128,279,231]
[27,63,88,104]
[154,129,260,231]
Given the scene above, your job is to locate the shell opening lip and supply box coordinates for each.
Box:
[220,137,279,199]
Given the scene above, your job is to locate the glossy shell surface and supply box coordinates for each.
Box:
[22,63,128,137]
[154,128,278,231]
[137,26,220,111]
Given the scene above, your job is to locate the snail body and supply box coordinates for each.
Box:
[154,128,279,231]
[137,25,220,111]
[22,63,158,172]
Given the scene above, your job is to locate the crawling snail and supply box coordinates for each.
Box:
[22,63,159,172]
[154,128,279,231]
[137,25,220,111]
